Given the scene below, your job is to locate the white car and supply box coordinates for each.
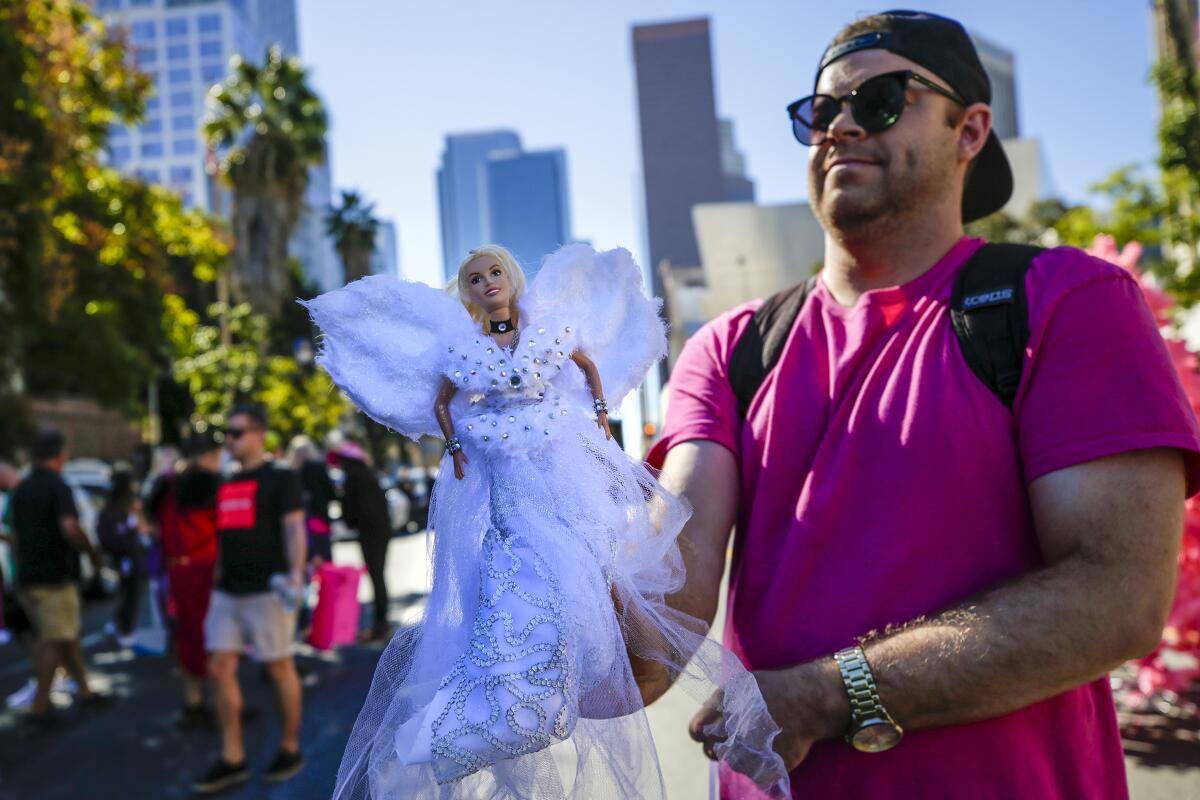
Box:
[60,461,119,594]
[383,479,412,533]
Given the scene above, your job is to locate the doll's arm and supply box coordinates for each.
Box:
[570,350,613,441]
[435,377,470,479]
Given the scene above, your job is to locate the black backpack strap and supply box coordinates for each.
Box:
[728,275,820,418]
[950,243,1042,409]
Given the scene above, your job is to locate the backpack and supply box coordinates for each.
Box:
[728,243,1042,416]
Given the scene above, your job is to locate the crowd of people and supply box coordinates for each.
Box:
[0,403,410,794]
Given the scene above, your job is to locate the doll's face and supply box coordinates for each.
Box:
[465,255,513,314]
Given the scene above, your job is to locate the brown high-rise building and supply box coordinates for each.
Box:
[632,18,753,301]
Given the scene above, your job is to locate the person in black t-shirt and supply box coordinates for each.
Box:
[331,442,392,643]
[11,430,104,719]
[287,436,335,564]
[194,405,307,794]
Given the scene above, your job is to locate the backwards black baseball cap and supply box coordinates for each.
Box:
[815,10,1013,223]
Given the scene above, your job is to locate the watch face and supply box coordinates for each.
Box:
[852,720,903,753]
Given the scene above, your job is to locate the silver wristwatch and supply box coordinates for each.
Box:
[833,645,904,753]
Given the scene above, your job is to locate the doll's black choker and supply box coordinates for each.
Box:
[489,319,514,334]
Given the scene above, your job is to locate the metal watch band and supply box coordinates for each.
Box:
[834,645,888,725]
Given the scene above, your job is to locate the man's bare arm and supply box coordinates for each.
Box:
[636,440,740,704]
[747,448,1187,757]
[283,509,307,582]
[61,515,102,571]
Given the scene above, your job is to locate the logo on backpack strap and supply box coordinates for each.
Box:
[962,287,1013,310]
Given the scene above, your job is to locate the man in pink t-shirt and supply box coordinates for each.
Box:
[642,10,1200,800]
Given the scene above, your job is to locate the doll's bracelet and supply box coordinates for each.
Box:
[445,436,463,455]
[592,398,609,415]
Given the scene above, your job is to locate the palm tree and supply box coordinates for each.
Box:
[1151,0,1200,286]
[326,190,380,284]
[204,45,328,315]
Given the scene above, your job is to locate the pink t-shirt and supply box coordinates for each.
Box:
[648,237,1200,799]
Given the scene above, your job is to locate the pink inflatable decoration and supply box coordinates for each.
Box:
[1088,234,1200,705]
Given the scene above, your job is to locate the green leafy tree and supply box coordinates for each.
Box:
[164,295,347,451]
[967,167,1167,280]
[326,189,379,284]
[1152,0,1200,292]
[0,0,226,453]
[204,45,329,316]
[0,0,146,405]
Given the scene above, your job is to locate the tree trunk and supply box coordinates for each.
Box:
[339,244,374,284]
[228,136,308,316]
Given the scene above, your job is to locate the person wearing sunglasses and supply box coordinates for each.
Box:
[194,403,308,793]
[642,10,1200,800]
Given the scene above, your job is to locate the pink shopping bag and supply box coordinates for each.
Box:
[308,563,365,651]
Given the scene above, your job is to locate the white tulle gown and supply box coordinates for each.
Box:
[303,244,790,799]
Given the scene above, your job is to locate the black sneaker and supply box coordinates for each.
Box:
[22,709,60,731]
[192,758,249,794]
[76,692,113,712]
[263,748,305,783]
[176,703,214,730]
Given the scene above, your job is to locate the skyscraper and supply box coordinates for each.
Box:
[437,131,522,281]
[633,18,750,300]
[718,119,756,203]
[95,0,342,291]
[486,149,571,278]
[970,32,1019,141]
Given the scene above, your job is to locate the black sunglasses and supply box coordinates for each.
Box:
[225,426,255,440]
[787,70,966,146]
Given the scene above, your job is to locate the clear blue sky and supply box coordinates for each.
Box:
[296,1,1161,286]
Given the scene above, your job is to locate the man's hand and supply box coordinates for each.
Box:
[611,584,676,705]
[61,514,100,565]
[856,448,1186,733]
[629,442,738,707]
[688,660,848,772]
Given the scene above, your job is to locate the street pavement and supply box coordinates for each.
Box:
[0,533,1194,799]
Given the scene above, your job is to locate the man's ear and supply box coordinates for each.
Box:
[958,102,992,164]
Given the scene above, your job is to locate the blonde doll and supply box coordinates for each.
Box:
[305,244,788,800]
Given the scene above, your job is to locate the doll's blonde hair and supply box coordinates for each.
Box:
[452,244,527,325]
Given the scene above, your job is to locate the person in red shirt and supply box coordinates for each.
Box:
[642,10,1200,799]
[145,431,221,727]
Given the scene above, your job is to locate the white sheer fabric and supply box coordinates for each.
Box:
[303,245,790,799]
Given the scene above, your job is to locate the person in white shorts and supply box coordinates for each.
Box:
[193,404,307,794]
